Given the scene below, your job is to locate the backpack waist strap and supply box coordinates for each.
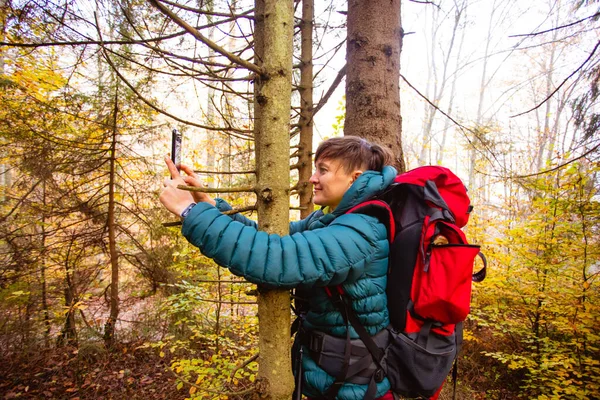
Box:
[306,328,390,385]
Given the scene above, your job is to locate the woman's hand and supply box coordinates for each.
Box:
[159,156,215,217]
[179,164,216,205]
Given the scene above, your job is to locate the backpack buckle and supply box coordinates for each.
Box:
[374,368,385,383]
[308,330,324,355]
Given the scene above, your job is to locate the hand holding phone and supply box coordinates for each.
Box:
[171,129,182,167]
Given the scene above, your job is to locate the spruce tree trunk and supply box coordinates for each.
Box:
[253,0,295,398]
[345,0,405,172]
[298,0,314,219]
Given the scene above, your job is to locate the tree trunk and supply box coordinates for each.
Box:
[215,265,222,351]
[298,0,314,219]
[469,0,496,191]
[439,1,468,166]
[204,0,217,187]
[104,89,120,347]
[57,280,78,347]
[345,0,404,172]
[419,4,440,165]
[419,1,466,165]
[0,0,11,203]
[537,5,561,172]
[40,180,51,348]
[57,239,78,347]
[253,0,295,398]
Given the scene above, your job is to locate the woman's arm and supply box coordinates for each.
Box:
[160,156,320,232]
[214,198,321,233]
[212,198,258,227]
[181,202,387,289]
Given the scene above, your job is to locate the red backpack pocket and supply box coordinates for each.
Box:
[411,220,480,324]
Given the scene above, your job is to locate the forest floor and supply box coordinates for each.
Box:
[0,341,514,400]
[0,342,188,400]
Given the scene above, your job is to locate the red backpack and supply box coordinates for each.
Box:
[324,166,487,399]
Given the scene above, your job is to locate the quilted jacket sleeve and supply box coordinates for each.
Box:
[181,202,387,289]
[214,198,257,227]
[214,198,317,234]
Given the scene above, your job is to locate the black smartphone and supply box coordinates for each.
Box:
[171,129,182,167]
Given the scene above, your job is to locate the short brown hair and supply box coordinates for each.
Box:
[314,136,392,173]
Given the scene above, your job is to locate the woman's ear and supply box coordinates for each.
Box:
[351,170,363,183]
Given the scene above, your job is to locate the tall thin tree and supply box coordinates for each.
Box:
[104,86,120,346]
[298,0,314,218]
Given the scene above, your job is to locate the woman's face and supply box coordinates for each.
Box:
[310,158,362,211]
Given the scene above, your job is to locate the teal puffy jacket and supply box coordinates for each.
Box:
[181,166,397,399]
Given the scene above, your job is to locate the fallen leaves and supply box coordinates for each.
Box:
[0,343,188,399]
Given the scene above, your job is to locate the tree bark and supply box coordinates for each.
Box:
[57,238,78,347]
[345,0,404,172]
[298,0,314,219]
[104,89,120,347]
[58,275,78,347]
[40,180,51,348]
[204,0,217,188]
[253,0,295,398]
[0,0,10,202]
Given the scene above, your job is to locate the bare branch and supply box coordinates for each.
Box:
[177,185,256,193]
[408,0,441,8]
[147,0,263,75]
[290,63,347,138]
[230,353,259,380]
[509,12,600,38]
[99,46,254,140]
[400,73,504,169]
[162,221,183,227]
[194,169,256,175]
[187,297,256,305]
[0,179,43,223]
[511,40,600,118]
[0,30,187,48]
[159,0,254,19]
[313,64,347,116]
[512,141,600,178]
[400,73,474,136]
[223,206,257,215]
[185,279,252,284]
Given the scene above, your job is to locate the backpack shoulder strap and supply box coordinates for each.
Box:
[346,199,395,242]
[324,286,385,400]
[325,286,386,364]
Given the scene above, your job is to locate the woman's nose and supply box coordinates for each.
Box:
[309,173,318,184]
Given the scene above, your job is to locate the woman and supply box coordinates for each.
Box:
[160,136,397,400]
